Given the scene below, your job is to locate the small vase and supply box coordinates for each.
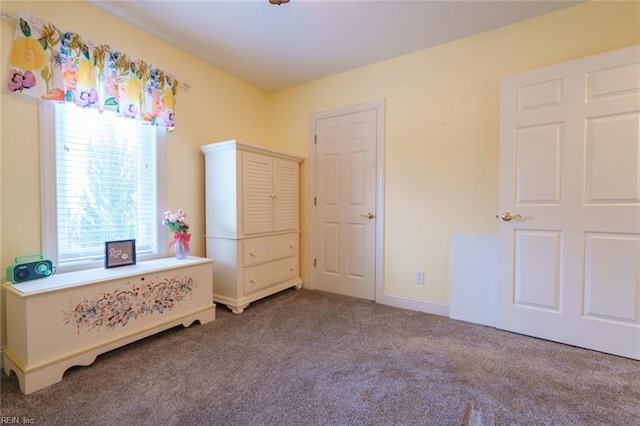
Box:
[173,236,190,259]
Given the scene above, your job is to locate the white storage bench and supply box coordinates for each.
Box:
[2,257,215,394]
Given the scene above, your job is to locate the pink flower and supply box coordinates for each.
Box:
[62,60,77,93]
[120,99,138,118]
[151,88,165,113]
[76,87,99,108]
[105,74,118,97]
[162,109,174,128]
[7,69,36,92]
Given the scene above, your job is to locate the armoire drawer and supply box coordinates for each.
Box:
[242,234,298,267]
[243,257,299,294]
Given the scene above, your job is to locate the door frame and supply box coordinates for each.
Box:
[308,99,385,300]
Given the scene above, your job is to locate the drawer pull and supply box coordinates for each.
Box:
[289,266,294,271]
[250,277,256,283]
[289,244,294,249]
[249,250,257,256]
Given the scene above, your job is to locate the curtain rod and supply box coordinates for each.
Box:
[1,9,191,90]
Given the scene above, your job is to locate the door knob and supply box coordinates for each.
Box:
[360,212,375,219]
[501,212,522,222]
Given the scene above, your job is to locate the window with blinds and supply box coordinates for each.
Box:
[47,102,163,269]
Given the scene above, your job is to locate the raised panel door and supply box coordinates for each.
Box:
[315,108,377,300]
[498,45,640,360]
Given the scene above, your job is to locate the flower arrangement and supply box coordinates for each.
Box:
[163,209,190,258]
[163,209,190,234]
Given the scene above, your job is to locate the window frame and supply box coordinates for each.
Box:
[39,101,168,273]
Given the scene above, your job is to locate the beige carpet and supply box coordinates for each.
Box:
[2,288,639,425]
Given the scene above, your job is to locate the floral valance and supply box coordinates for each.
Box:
[6,12,177,128]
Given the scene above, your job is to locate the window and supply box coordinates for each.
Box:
[40,102,166,272]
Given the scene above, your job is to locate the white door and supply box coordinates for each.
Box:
[314,108,378,300]
[498,45,640,360]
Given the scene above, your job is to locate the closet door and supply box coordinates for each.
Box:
[242,153,273,235]
[273,159,299,232]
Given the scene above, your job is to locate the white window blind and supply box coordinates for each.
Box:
[47,102,163,269]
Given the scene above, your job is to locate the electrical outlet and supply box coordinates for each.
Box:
[415,270,424,285]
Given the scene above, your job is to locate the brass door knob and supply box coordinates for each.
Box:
[360,212,375,219]
[501,212,522,222]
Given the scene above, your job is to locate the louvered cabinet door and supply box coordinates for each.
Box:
[273,158,299,232]
[242,152,274,235]
[241,153,300,235]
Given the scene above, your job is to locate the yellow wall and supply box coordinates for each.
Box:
[267,0,640,302]
[1,1,270,261]
[1,1,639,348]
[0,1,270,347]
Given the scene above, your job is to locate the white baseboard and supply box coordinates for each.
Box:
[303,280,449,317]
[377,292,450,317]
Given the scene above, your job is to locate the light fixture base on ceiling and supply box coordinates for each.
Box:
[269,0,290,5]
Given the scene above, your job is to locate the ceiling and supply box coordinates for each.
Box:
[88,0,582,92]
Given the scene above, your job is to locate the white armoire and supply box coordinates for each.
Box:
[201,140,304,314]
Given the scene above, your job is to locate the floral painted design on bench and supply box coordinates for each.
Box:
[63,275,198,334]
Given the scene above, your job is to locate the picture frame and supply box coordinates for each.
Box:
[105,239,137,268]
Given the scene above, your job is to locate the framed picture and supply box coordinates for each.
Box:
[105,239,137,268]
